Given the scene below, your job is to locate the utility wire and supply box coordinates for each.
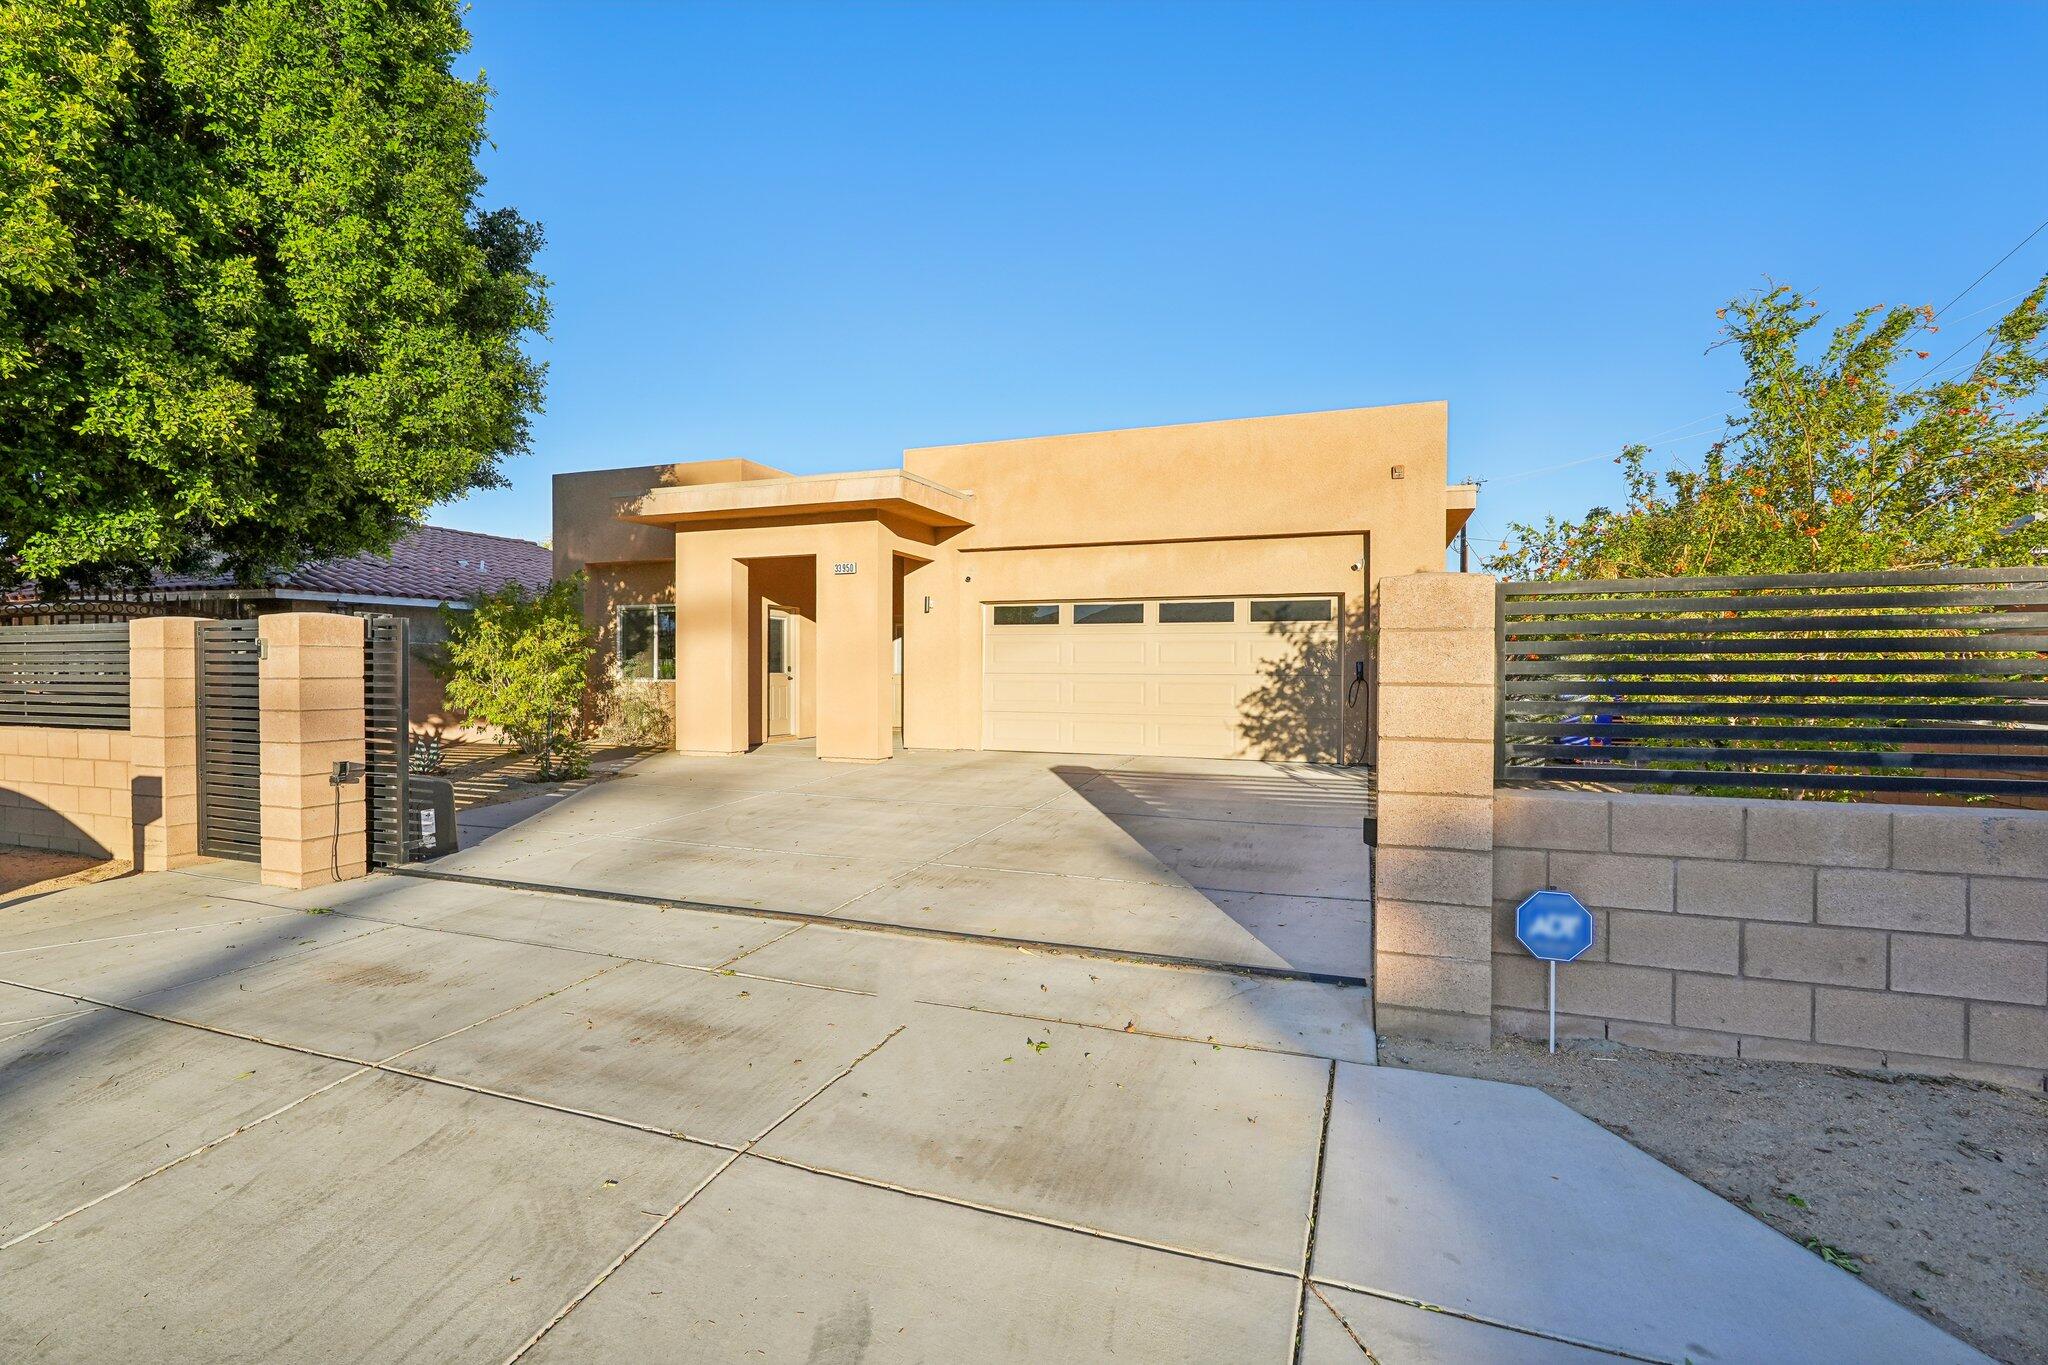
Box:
[1901,218,2048,388]
[1481,220,2048,493]
[1932,218,2048,318]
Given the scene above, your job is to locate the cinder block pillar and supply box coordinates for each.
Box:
[129,617,204,871]
[675,536,750,755]
[1373,572,1498,1043]
[815,521,894,762]
[258,613,367,890]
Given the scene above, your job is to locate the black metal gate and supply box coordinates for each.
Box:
[364,616,412,866]
[196,619,262,861]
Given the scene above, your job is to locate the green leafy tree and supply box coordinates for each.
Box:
[440,578,592,780]
[0,0,548,590]
[1489,280,2048,579]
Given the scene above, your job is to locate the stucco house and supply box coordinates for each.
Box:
[553,402,1477,765]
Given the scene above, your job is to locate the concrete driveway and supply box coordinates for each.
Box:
[434,742,1375,983]
[0,859,1984,1362]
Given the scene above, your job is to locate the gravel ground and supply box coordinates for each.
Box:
[1384,1035,2048,1365]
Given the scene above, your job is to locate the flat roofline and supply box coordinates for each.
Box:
[620,468,976,530]
[902,399,1448,455]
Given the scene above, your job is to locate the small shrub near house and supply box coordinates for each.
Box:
[440,577,594,780]
[590,667,676,748]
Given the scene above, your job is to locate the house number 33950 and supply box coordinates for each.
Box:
[832,562,858,575]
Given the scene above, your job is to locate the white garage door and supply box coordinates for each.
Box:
[981,597,1341,761]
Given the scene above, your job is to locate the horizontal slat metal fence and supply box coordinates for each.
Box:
[0,623,132,729]
[196,619,263,862]
[1497,568,2048,798]
[364,616,411,867]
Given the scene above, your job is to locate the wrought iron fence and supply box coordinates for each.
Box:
[1497,567,2048,799]
[0,587,260,625]
[0,623,132,730]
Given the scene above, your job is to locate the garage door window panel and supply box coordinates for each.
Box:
[993,604,1059,626]
[1073,602,1144,624]
[1159,600,1235,624]
[1251,599,1333,623]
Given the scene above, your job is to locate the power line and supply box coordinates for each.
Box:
[1478,222,2048,493]
[1899,218,2048,388]
[1933,218,2048,318]
[1483,426,1725,488]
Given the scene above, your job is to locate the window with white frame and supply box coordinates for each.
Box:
[618,604,677,680]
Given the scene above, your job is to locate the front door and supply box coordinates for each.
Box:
[766,608,795,737]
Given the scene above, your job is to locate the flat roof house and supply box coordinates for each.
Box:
[554,402,1477,765]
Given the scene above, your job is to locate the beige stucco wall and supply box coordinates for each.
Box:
[555,404,1459,764]
[672,518,935,761]
[904,402,1449,557]
[554,459,787,577]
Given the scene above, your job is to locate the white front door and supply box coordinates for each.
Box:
[766,609,795,737]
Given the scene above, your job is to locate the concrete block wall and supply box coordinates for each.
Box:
[1,617,207,867]
[0,725,134,858]
[258,613,368,890]
[130,617,205,870]
[1493,789,2048,1091]
[1372,571,1498,1044]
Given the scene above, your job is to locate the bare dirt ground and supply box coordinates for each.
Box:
[1385,1034,2048,1364]
[0,849,128,903]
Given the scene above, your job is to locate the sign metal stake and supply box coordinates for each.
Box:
[1514,888,1594,1058]
[1548,960,1557,1054]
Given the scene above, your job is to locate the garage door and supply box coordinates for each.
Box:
[981,597,1341,761]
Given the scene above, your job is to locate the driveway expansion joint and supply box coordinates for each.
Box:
[502,1022,909,1363]
[1289,1060,1340,1364]
[1304,1274,1670,1364]
[742,1149,1301,1282]
[387,866,1372,987]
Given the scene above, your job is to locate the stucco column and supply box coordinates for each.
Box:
[129,617,204,871]
[815,521,894,761]
[899,552,959,750]
[675,534,750,755]
[258,612,367,890]
[1372,571,1498,1044]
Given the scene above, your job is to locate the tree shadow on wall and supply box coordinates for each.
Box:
[0,787,137,911]
[1234,621,1349,765]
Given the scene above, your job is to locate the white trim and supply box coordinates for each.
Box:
[270,590,469,610]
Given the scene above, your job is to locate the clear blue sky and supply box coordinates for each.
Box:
[445,1,2048,565]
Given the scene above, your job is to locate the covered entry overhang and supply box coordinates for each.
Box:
[621,472,974,762]
[620,470,975,535]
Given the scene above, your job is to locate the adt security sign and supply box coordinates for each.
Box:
[1515,890,1594,1053]
[1516,891,1594,963]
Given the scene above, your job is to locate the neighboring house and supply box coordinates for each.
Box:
[554,402,1476,765]
[4,526,552,732]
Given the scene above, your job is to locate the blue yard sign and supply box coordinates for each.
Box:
[1514,890,1594,1052]
[1515,890,1594,963]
